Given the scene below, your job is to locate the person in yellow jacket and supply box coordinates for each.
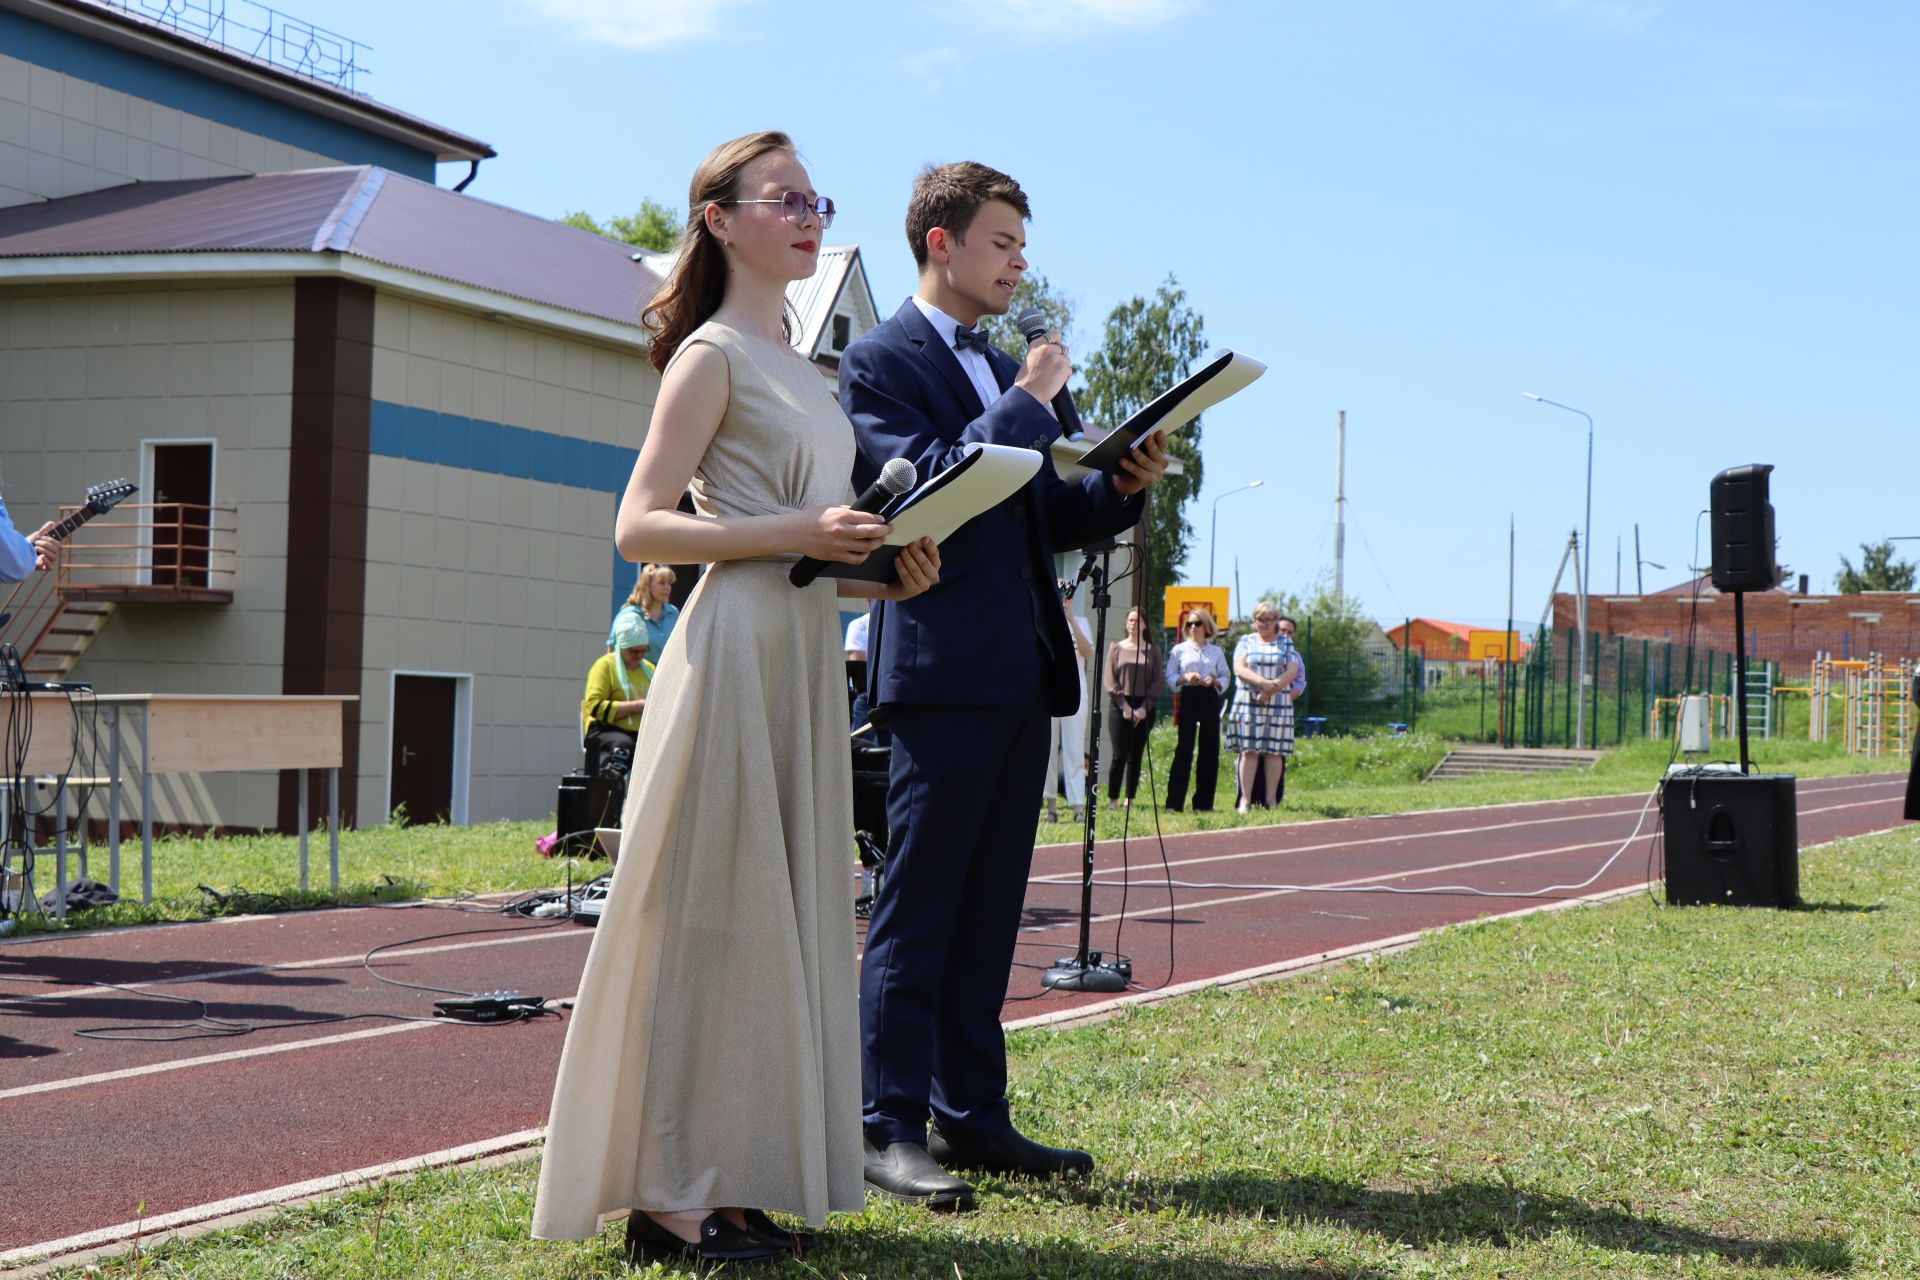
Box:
[582,618,653,778]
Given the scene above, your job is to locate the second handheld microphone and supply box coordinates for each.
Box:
[788,457,918,588]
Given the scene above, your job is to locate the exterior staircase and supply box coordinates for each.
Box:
[1426,746,1604,781]
[0,568,119,683]
[22,599,116,681]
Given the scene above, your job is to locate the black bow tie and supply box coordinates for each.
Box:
[952,325,993,354]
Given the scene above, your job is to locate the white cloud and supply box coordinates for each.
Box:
[526,0,761,50]
[893,45,967,92]
[974,0,1201,37]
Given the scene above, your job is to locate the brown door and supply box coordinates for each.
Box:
[390,675,456,825]
[151,443,212,589]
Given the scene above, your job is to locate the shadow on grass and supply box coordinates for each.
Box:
[1788,901,1887,914]
[813,1223,1390,1279]
[1066,1171,1851,1271]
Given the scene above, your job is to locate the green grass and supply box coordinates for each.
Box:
[13,729,1895,938]
[41,822,1920,1278]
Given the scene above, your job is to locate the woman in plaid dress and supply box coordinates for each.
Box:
[1225,601,1302,814]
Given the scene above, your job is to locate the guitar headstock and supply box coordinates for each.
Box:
[84,479,137,515]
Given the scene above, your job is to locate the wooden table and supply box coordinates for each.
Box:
[3,693,356,917]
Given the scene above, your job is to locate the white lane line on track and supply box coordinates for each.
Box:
[1019,795,1904,933]
[1028,773,1904,856]
[1029,782,1908,883]
[0,1128,547,1268]
[0,990,583,1103]
[0,921,591,1008]
[1006,879,1654,1031]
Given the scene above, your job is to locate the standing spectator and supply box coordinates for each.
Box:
[846,600,882,740]
[1044,591,1094,823]
[0,488,59,583]
[1102,606,1163,811]
[1226,602,1302,814]
[1163,608,1229,811]
[581,619,653,779]
[635,563,681,655]
[609,564,682,656]
[1273,615,1308,804]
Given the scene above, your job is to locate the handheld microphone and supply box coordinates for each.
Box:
[789,457,918,588]
[1015,307,1084,439]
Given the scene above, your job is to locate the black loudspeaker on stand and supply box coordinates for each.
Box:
[1660,463,1799,908]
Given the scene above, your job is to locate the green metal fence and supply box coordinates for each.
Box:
[1159,618,1760,746]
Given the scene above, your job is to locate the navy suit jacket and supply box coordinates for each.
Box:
[840,300,1144,717]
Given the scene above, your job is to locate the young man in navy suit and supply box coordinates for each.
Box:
[840,161,1169,1210]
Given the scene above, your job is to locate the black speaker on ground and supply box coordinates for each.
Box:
[1660,772,1798,907]
[1709,463,1780,592]
[555,772,625,857]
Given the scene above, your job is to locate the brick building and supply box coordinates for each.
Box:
[1552,576,1920,671]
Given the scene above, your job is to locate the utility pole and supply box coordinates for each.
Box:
[1634,524,1644,595]
[1502,514,1515,746]
[1333,410,1347,606]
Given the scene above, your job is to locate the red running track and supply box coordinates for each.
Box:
[1,772,1909,1264]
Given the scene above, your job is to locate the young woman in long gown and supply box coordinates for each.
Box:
[532,131,939,1268]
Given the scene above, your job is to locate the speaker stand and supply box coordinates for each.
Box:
[1733,589,1751,775]
[1044,542,1130,995]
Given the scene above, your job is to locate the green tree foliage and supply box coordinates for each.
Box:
[978,272,1076,359]
[1079,277,1207,609]
[1835,541,1917,593]
[561,199,682,253]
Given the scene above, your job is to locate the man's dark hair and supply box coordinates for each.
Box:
[1277,616,1298,629]
[904,161,1030,271]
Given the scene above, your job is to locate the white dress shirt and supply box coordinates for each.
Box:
[844,611,870,657]
[1165,638,1230,691]
[911,296,1005,414]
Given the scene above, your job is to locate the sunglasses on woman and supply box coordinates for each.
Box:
[724,190,835,229]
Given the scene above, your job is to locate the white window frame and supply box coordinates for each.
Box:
[136,436,218,585]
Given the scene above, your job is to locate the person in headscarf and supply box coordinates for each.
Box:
[582,618,653,779]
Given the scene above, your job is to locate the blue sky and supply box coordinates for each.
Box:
[320,0,1914,627]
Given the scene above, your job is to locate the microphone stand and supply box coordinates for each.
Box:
[1045,541,1129,993]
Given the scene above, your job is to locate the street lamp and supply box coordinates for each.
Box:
[1210,480,1264,590]
[1524,392,1594,749]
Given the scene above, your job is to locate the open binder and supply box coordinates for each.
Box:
[820,443,1043,582]
[1069,349,1266,474]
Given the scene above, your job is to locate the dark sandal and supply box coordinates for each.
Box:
[625,1210,787,1267]
[741,1208,819,1257]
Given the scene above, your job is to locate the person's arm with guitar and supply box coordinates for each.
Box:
[0,481,137,584]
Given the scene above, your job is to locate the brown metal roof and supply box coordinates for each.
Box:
[0,167,668,331]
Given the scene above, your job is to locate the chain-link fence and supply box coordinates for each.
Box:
[1151,619,1792,746]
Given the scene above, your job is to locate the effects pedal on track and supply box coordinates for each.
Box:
[433,991,546,1022]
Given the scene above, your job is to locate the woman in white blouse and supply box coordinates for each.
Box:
[1163,608,1230,811]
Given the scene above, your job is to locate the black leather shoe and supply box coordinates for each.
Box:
[625,1210,788,1267]
[862,1138,975,1211]
[927,1122,1095,1179]
[741,1208,819,1258]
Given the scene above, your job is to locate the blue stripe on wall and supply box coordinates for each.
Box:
[1,9,437,180]
[368,400,640,624]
